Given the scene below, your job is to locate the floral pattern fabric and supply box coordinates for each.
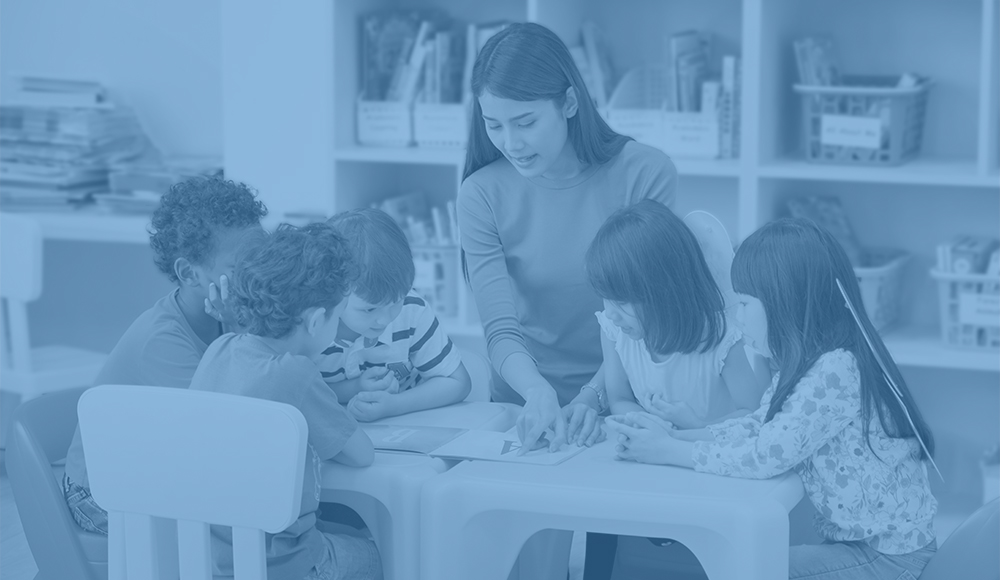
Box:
[693,349,937,555]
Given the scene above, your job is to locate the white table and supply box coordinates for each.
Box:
[321,401,518,580]
[420,439,805,580]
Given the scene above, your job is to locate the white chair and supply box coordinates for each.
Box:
[1,213,106,401]
[78,384,309,580]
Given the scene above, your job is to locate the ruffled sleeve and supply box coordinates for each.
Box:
[712,312,743,376]
[595,310,621,343]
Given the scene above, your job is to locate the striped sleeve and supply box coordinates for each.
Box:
[407,295,462,379]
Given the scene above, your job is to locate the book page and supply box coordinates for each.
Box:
[429,427,588,466]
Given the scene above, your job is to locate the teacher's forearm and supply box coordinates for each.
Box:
[499,352,555,400]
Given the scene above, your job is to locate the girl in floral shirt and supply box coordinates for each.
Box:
[607,218,938,579]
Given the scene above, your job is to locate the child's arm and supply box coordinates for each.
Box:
[692,350,860,479]
[331,427,375,467]
[602,333,644,415]
[720,339,770,414]
[328,366,398,402]
[384,363,472,417]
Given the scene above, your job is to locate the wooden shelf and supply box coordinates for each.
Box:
[758,159,1000,189]
[883,325,999,373]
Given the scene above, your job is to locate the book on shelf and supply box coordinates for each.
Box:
[459,20,510,103]
[792,37,840,86]
[667,30,711,112]
[3,75,111,109]
[719,55,741,159]
[361,10,485,105]
[936,236,1000,275]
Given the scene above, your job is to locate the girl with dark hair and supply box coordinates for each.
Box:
[458,21,678,453]
[607,218,939,580]
[586,200,768,428]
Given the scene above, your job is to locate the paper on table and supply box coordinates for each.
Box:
[428,427,588,465]
[362,424,467,454]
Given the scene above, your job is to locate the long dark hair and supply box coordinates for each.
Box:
[461,22,631,182]
[732,218,934,460]
[586,200,725,355]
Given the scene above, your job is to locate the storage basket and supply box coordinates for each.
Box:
[794,75,930,166]
[854,249,909,331]
[414,101,468,149]
[604,66,720,158]
[931,270,1000,350]
[412,245,459,319]
[357,96,412,147]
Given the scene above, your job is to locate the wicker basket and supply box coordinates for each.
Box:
[854,249,909,331]
[794,75,930,166]
[931,270,1000,350]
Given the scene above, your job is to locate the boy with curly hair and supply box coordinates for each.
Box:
[190,223,382,580]
[63,176,267,534]
[320,208,471,422]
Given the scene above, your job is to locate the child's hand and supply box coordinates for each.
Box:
[347,390,394,422]
[645,394,703,430]
[204,275,241,329]
[562,402,605,447]
[358,366,399,393]
[606,413,678,465]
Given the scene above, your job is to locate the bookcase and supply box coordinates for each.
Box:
[221,0,999,532]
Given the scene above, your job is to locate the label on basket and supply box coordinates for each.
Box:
[958,292,1000,327]
[820,115,882,149]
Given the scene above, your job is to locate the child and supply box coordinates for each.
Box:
[63,177,267,535]
[583,199,769,579]
[608,217,938,580]
[586,200,769,428]
[320,208,471,422]
[189,223,382,580]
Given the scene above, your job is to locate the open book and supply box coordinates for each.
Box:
[428,426,588,466]
[362,424,466,454]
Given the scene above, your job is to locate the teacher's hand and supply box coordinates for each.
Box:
[516,384,566,455]
[563,402,605,447]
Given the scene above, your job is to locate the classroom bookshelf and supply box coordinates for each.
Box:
[221,0,999,535]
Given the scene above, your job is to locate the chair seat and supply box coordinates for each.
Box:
[1,346,105,398]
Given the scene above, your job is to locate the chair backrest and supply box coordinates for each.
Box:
[6,386,104,580]
[78,385,309,580]
[1,213,43,372]
[919,498,999,580]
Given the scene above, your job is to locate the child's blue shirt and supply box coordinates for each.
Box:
[65,289,211,490]
[190,333,358,580]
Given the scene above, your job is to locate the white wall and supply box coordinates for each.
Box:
[0,0,223,157]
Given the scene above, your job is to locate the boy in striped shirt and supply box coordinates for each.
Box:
[320,208,471,421]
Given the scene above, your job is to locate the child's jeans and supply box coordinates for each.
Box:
[63,474,109,535]
[789,540,936,580]
[308,521,383,580]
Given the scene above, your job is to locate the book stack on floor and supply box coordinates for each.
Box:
[0,77,149,212]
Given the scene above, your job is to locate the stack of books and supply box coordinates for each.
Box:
[360,10,509,105]
[98,155,224,215]
[0,77,149,212]
[668,30,711,113]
